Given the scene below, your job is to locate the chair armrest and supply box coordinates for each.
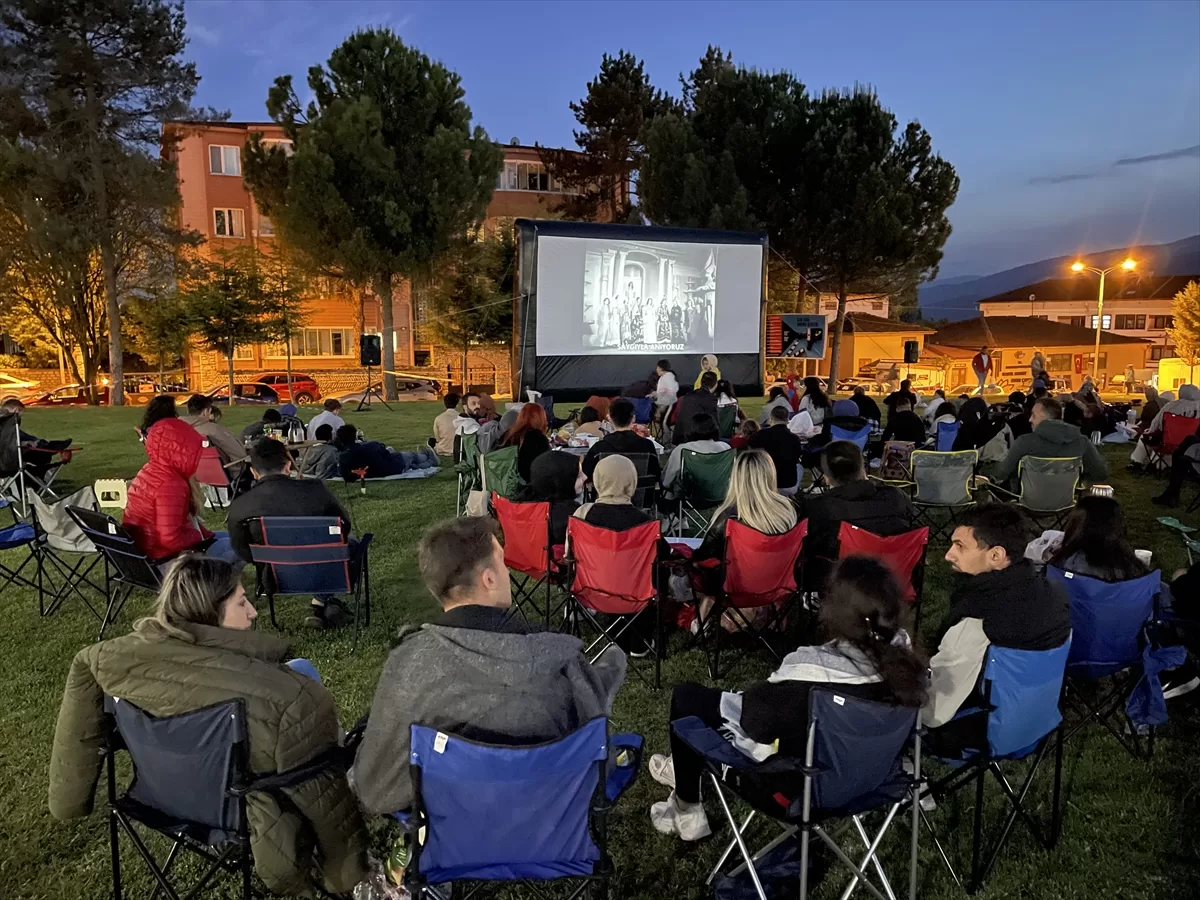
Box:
[236,745,351,795]
[670,716,760,771]
[982,482,1018,502]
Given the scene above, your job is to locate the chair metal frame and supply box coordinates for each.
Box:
[909,449,977,542]
[195,442,232,510]
[1144,411,1198,475]
[564,517,663,688]
[27,487,106,619]
[65,506,164,639]
[104,695,349,900]
[453,431,481,517]
[674,690,922,900]
[1,413,68,517]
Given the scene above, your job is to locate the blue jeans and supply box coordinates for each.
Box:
[394,448,439,472]
[285,658,322,684]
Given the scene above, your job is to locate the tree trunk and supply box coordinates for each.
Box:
[227,349,236,407]
[285,333,294,403]
[825,275,850,396]
[376,271,398,400]
[85,85,124,407]
[461,340,469,394]
[158,351,165,385]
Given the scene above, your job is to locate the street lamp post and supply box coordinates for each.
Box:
[1071,257,1136,381]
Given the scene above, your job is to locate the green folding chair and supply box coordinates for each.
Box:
[1016,455,1081,529]
[674,448,735,537]
[910,449,977,542]
[454,432,480,517]
[716,405,738,439]
[480,445,521,502]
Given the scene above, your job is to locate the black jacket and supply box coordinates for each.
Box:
[337,440,401,480]
[850,394,882,422]
[939,562,1072,651]
[582,430,661,480]
[581,503,655,531]
[802,480,913,562]
[749,424,805,490]
[502,431,551,483]
[882,410,926,445]
[883,390,917,414]
[227,474,351,563]
[672,389,719,445]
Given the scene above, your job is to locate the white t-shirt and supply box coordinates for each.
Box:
[308,410,346,437]
[655,371,679,406]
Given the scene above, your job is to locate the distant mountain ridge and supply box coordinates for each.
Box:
[920,234,1200,320]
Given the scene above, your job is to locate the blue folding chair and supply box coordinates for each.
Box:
[0,498,38,600]
[923,638,1071,893]
[399,717,643,899]
[674,691,921,900]
[246,516,373,644]
[831,423,871,451]
[1047,567,1171,759]
[935,421,960,452]
[621,396,653,426]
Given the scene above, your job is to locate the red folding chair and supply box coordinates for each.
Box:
[702,518,808,679]
[836,522,931,635]
[493,493,563,626]
[566,518,662,687]
[195,442,232,508]
[1147,412,1199,474]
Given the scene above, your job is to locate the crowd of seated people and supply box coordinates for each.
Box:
[882,396,927,445]
[662,412,729,493]
[671,371,719,445]
[748,405,805,495]
[992,396,1108,486]
[582,398,661,482]
[1129,385,1199,472]
[497,403,552,483]
[180,393,244,464]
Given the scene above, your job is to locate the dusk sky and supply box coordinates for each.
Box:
[183,0,1200,280]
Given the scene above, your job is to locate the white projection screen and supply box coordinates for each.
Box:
[513,220,767,400]
[535,235,763,356]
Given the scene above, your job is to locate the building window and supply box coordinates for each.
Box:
[1090,314,1112,329]
[1150,345,1178,361]
[870,301,884,311]
[1048,353,1073,373]
[213,208,245,238]
[1115,314,1146,330]
[1151,315,1175,330]
[266,327,355,358]
[208,145,241,176]
[234,344,254,360]
[257,215,274,237]
[263,139,294,156]
[1061,316,1086,327]
[495,160,577,193]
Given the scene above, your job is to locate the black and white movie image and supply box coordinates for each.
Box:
[581,241,716,354]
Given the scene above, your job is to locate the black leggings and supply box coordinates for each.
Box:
[669,682,725,803]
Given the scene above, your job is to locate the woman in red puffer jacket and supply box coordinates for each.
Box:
[124,418,236,563]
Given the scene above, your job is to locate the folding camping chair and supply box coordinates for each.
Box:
[699,519,808,680]
[399,717,643,900]
[1047,567,1168,759]
[831,423,871,451]
[717,405,739,439]
[27,486,106,619]
[874,441,916,487]
[196,443,232,509]
[493,493,562,626]
[910,449,977,542]
[836,523,930,636]
[672,448,735,537]
[0,497,38,600]
[0,411,69,515]
[922,638,1071,893]
[597,451,658,511]
[480,445,521,501]
[566,517,662,687]
[103,695,351,900]
[66,506,163,639]
[935,421,961,452]
[990,456,1080,529]
[454,432,480,517]
[1145,412,1199,474]
[622,396,654,426]
[246,516,373,645]
[674,690,921,900]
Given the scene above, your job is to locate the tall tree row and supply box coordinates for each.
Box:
[0,0,214,404]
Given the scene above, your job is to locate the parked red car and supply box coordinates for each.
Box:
[253,372,321,404]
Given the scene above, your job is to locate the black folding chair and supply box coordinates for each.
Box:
[246,516,373,646]
[104,695,349,900]
[66,507,164,639]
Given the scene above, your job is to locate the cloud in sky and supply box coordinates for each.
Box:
[188,23,219,47]
[1028,144,1200,186]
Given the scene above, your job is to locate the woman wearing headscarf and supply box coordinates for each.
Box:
[951,397,1006,452]
[693,354,721,389]
[574,455,654,533]
[519,451,581,545]
[1138,386,1161,432]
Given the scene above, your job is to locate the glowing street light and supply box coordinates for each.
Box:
[1070,257,1137,380]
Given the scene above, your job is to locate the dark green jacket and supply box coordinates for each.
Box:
[48,620,367,896]
[992,418,1108,485]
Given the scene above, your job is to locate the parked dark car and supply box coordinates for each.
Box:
[27,383,173,407]
[253,371,321,404]
[204,383,281,405]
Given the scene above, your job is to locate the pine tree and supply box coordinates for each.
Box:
[1167,280,1200,383]
[540,50,676,223]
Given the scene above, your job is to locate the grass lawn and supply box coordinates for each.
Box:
[2,401,1198,899]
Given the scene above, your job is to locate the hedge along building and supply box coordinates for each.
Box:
[927,315,1150,390]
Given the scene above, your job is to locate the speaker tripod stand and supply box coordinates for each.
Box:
[356,364,392,412]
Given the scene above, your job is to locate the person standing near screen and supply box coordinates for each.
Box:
[653,359,679,419]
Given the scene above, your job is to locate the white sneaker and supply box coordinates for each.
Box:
[650,791,711,841]
[649,753,676,789]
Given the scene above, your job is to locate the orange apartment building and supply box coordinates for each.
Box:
[163,121,587,390]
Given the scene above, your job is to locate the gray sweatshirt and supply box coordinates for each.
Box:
[353,618,626,814]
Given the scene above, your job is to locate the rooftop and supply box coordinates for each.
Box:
[930,315,1151,348]
[980,274,1200,304]
[842,313,933,334]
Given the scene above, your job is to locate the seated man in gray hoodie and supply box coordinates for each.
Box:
[300,424,342,480]
[991,395,1107,487]
[353,516,627,815]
